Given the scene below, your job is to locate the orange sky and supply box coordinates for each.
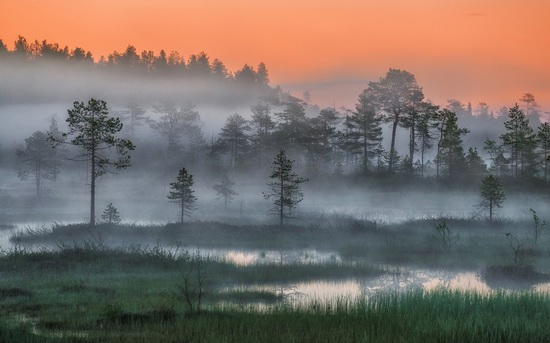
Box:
[1,0,549,113]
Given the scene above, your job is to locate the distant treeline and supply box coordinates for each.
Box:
[2,36,549,191]
[0,35,271,87]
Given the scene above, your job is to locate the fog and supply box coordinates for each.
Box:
[0,59,548,227]
[1,54,550,311]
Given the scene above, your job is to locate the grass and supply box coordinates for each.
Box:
[0,244,387,335]
[10,216,541,270]
[4,217,550,340]
[2,289,550,342]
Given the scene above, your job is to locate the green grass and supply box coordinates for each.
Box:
[2,289,550,342]
[10,217,536,271]
[4,218,550,341]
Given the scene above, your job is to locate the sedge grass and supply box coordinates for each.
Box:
[2,289,550,342]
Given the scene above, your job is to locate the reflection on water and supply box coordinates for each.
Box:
[4,221,550,306]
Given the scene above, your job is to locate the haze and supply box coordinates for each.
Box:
[1,0,549,111]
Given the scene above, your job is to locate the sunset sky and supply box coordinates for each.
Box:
[1,0,549,114]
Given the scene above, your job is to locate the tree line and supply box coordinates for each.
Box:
[0,36,270,87]
[12,69,550,198]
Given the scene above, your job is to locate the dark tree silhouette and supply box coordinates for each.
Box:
[500,104,536,178]
[345,91,382,172]
[168,168,198,223]
[101,202,121,224]
[537,122,550,181]
[437,111,469,181]
[367,69,423,172]
[49,98,134,226]
[264,150,308,226]
[480,175,506,222]
[216,113,250,169]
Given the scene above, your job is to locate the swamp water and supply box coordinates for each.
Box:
[2,221,550,307]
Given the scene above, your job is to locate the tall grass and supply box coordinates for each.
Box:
[2,289,550,342]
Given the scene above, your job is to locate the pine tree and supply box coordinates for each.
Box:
[49,98,134,226]
[436,111,469,181]
[216,113,250,169]
[345,91,382,172]
[168,168,198,223]
[17,131,57,197]
[500,104,537,178]
[465,147,487,179]
[484,139,508,177]
[263,150,308,226]
[250,101,274,165]
[101,202,121,224]
[213,175,238,209]
[367,69,423,172]
[480,175,506,222]
[537,122,550,182]
[415,104,438,177]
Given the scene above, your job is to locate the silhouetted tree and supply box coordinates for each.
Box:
[101,202,121,224]
[168,168,197,223]
[433,109,453,178]
[256,62,270,86]
[401,92,427,174]
[415,105,438,177]
[213,175,238,209]
[345,92,382,172]
[150,102,200,159]
[437,111,469,181]
[500,104,537,178]
[50,98,134,226]
[537,122,550,181]
[264,150,308,226]
[519,93,539,119]
[234,64,257,85]
[17,131,57,197]
[447,99,468,118]
[484,139,508,177]
[211,58,229,81]
[367,69,423,172]
[480,175,506,222]
[476,102,490,119]
[250,101,275,165]
[307,107,340,172]
[47,118,63,182]
[119,103,148,139]
[187,52,211,78]
[274,97,309,152]
[216,113,250,169]
[465,147,487,179]
[186,125,208,165]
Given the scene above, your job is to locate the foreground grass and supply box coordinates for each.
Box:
[1,289,550,342]
[0,245,386,341]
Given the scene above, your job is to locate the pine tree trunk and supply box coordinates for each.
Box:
[489,197,493,223]
[409,122,415,174]
[280,177,284,226]
[90,156,96,226]
[389,117,399,172]
[36,159,41,198]
[181,198,184,223]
